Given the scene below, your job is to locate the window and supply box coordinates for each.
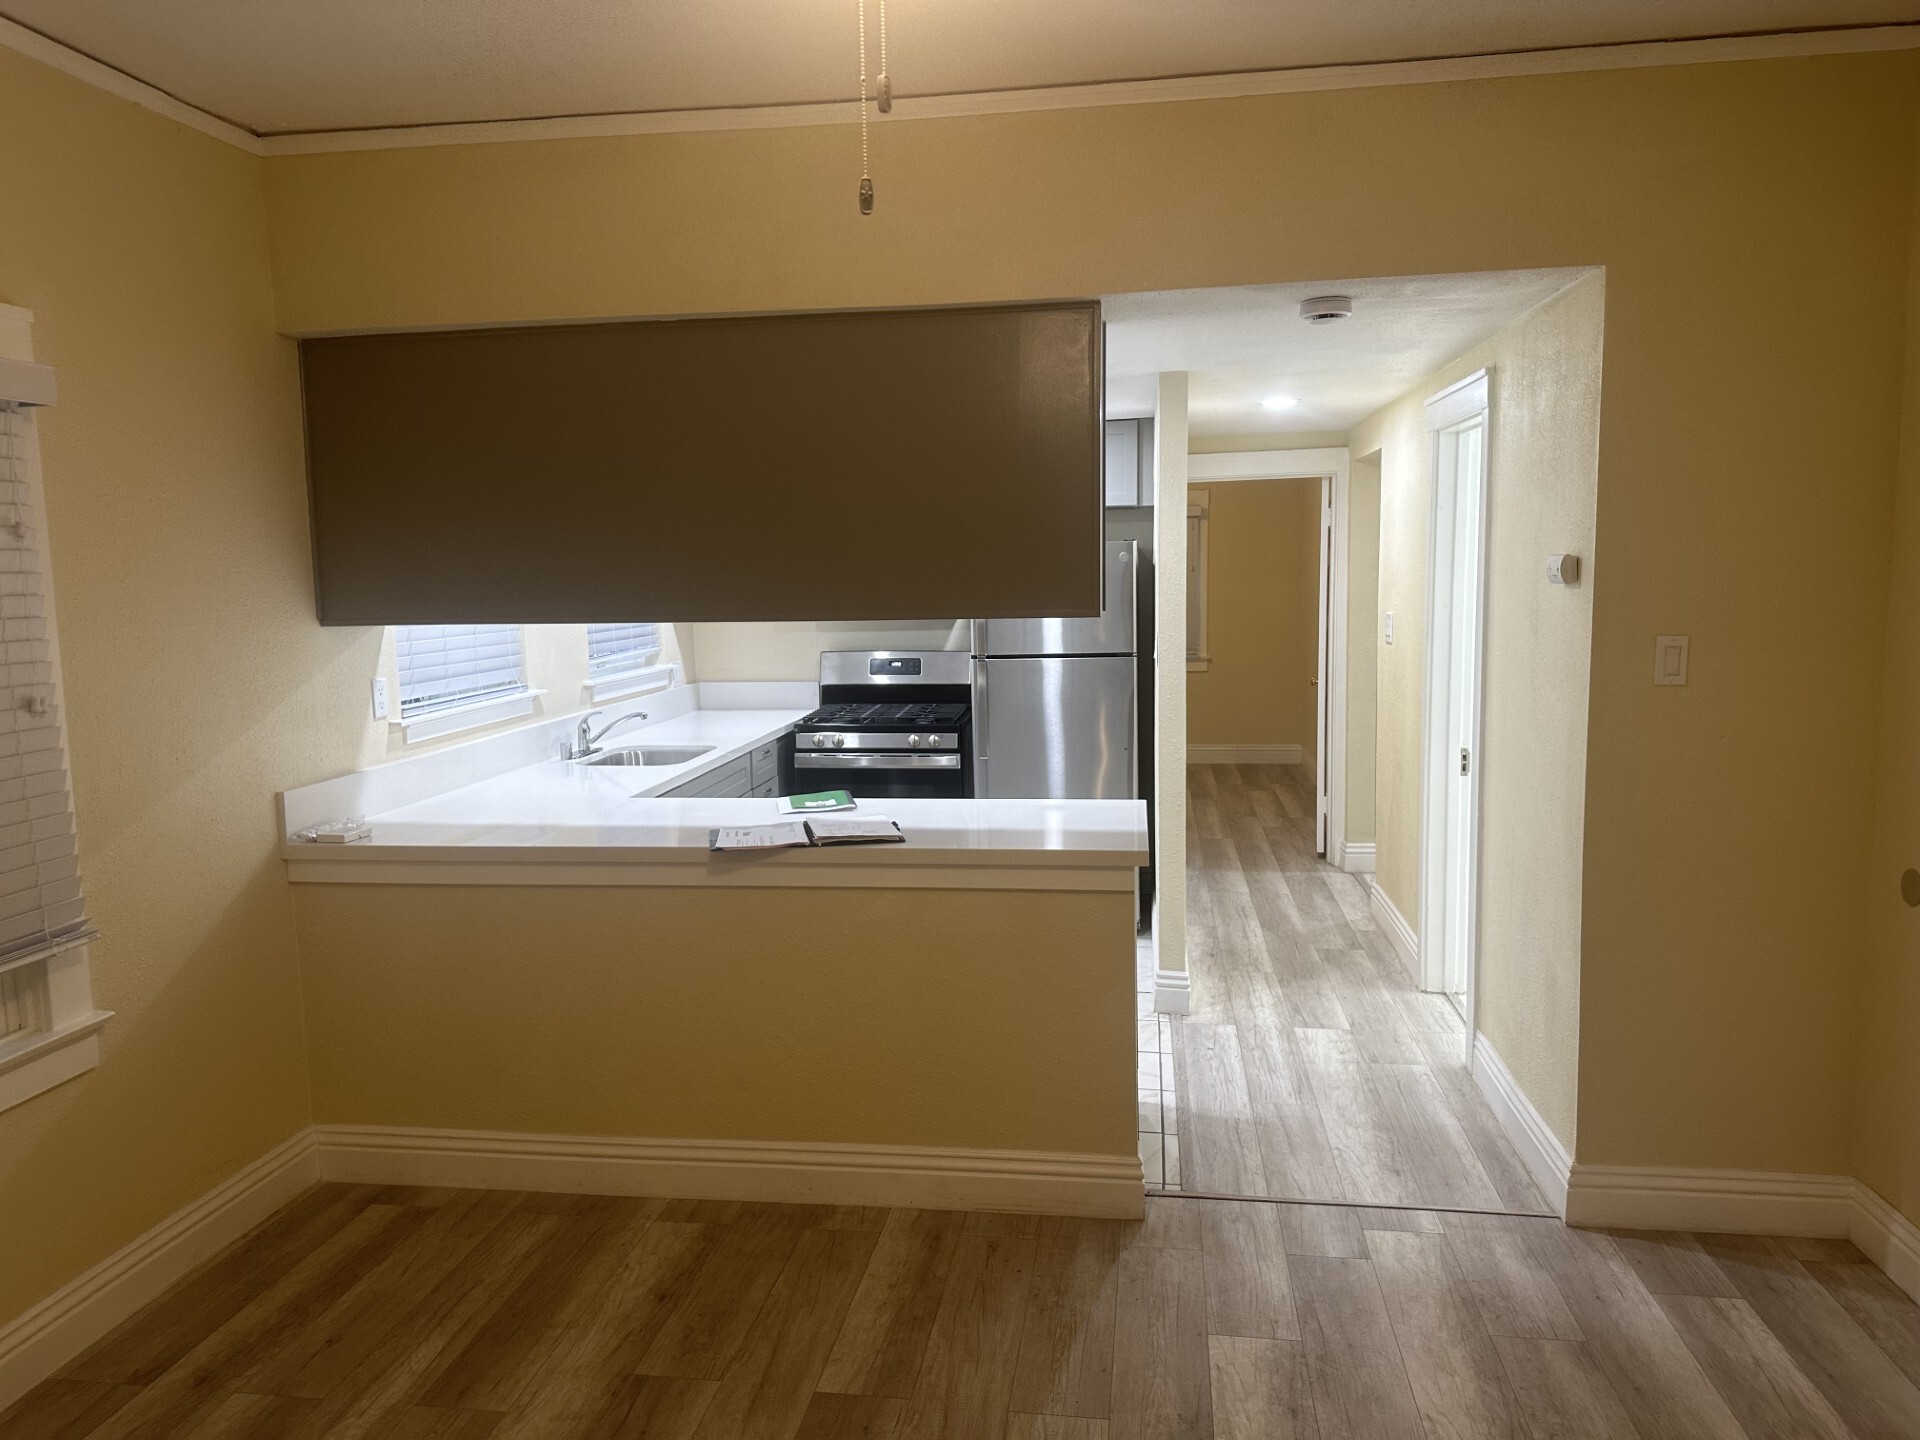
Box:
[396,624,527,717]
[1187,491,1210,666]
[0,378,110,1115]
[587,621,662,676]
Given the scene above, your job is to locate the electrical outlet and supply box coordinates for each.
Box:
[371,676,390,719]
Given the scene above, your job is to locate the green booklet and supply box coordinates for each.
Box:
[776,789,856,814]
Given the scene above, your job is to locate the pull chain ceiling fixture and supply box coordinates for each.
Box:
[855,0,891,214]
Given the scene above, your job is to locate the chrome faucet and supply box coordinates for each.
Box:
[568,708,648,760]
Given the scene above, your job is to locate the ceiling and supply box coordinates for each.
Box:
[1104,270,1588,437]
[2,1,1910,135]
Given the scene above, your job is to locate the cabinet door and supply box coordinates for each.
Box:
[706,755,753,797]
[749,742,779,788]
[1104,420,1139,506]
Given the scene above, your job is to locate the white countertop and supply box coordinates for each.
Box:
[281,703,1149,891]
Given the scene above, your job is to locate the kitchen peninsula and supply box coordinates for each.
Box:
[278,689,1149,1218]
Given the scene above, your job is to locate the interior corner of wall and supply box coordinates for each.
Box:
[666,622,697,682]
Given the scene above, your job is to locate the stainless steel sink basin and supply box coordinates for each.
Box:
[582,745,713,767]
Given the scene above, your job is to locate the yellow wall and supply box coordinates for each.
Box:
[1350,274,1606,1148]
[1344,454,1381,845]
[5,39,1920,1349]
[0,49,322,1325]
[684,620,966,682]
[1186,478,1321,751]
[1854,124,1920,1228]
[256,51,1920,1185]
[293,884,1137,1157]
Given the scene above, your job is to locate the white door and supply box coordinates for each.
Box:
[1419,372,1491,1033]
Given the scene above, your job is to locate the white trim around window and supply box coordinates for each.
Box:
[398,687,547,744]
[0,306,110,1117]
[0,939,111,1115]
[587,662,677,704]
[1186,490,1210,666]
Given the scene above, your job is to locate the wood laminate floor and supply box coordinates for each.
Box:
[1172,763,1545,1211]
[10,1183,1920,1439]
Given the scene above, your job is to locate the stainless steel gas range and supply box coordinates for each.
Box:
[788,651,973,800]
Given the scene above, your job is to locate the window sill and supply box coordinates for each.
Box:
[0,1008,111,1114]
[1187,657,1211,672]
[588,663,675,703]
[398,689,545,744]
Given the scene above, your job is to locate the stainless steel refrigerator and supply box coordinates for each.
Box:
[971,540,1137,799]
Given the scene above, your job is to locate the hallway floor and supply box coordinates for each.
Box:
[11,1183,1920,1439]
[1163,763,1545,1212]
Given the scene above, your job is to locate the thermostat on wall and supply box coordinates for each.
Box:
[1547,554,1581,585]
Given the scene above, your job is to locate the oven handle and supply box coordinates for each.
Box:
[794,752,963,770]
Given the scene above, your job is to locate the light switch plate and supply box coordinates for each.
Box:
[1654,635,1689,686]
[1384,612,1395,644]
[371,676,390,719]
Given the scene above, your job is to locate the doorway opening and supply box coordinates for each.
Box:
[1103,268,1600,1210]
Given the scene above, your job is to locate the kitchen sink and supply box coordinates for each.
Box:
[582,746,714,767]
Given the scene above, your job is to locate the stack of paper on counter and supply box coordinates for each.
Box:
[709,816,904,851]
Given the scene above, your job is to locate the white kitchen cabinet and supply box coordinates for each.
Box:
[1104,418,1154,507]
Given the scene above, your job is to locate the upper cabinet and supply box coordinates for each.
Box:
[299,302,1106,625]
[1104,418,1155,507]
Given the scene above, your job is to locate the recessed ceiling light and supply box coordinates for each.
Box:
[1261,395,1299,411]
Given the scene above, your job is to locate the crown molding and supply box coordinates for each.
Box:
[2,16,1915,160]
[0,15,261,154]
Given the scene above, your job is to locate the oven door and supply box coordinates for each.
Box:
[793,750,967,799]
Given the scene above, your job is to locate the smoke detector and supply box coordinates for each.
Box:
[1300,295,1354,324]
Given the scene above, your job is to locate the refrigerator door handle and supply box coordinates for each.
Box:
[973,658,988,795]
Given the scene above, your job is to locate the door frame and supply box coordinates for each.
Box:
[1416,369,1492,1042]
[1186,446,1350,859]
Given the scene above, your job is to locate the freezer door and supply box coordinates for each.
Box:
[974,540,1136,656]
[974,655,1135,799]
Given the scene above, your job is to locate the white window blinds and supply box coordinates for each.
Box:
[587,622,662,675]
[0,402,90,965]
[396,624,527,716]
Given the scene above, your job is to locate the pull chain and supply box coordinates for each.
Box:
[857,0,872,214]
[854,0,889,214]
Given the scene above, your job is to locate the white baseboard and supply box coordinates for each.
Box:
[1853,1181,1920,1304]
[1470,1034,1572,1217]
[1336,840,1375,875]
[0,1129,319,1412]
[1565,1164,1857,1237]
[1368,881,1418,980]
[0,1120,1143,1409]
[315,1125,1144,1221]
[1151,966,1192,1015]
[1565,1164,1920,1307]
[1187,744,1306,765]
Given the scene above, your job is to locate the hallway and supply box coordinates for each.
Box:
[1162,763,1546,1212]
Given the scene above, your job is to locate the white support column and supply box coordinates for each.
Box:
[1151,373,1191,1013]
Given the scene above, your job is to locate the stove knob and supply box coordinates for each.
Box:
[908,734,922,748]
[833,734,845,748]
[812,734,827,749]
